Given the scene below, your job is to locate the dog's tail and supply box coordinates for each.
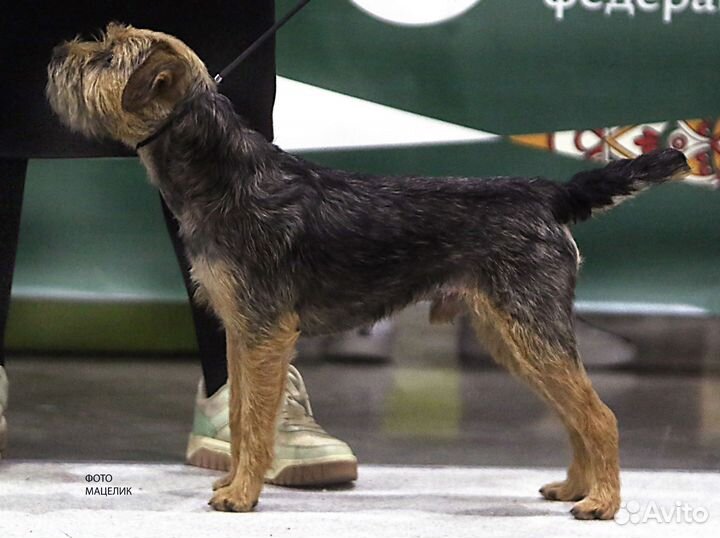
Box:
[552,148,709,224]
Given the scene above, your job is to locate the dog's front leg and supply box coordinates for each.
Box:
[209,314,299,512]
[210,328,243,493]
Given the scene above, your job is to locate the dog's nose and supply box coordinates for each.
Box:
[52,44,69,61]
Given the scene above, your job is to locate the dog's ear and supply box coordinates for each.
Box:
[122,45,188,113]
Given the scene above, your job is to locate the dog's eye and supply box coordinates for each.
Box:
[93,52,113,67]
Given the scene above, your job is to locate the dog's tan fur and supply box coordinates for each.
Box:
[465,290,620,518]
[46,24,630,519]
[47,23,213,147]
[211,317,299,512]
[191,260,300,511]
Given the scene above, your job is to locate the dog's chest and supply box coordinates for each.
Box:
[138,150,171,194]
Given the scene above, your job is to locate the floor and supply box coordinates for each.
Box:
[2,463,719,538]
[3,358,720,470]
[1,308,719,536]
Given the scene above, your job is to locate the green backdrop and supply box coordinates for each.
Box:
[7,0,719,352]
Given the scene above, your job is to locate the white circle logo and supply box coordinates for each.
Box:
[616,500,641,526]
[350,0,482,26]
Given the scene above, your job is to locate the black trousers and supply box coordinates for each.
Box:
[0,160,26,369]
[0,158,228,396]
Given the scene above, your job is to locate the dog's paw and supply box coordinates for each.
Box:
[539,480,587,502]
[208,486,258,513]
[213,472,235,491]
[570,496,620,520]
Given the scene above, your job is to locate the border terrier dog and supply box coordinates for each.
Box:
[47,23,712,519]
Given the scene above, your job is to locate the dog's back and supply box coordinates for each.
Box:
[228,147,691,336]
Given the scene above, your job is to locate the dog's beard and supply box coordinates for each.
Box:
[46,59,113,140]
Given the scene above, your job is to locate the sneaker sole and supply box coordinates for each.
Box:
[185,435,230,472]
[265,458,358,487]
[0,415,6,459]
[186,434,358,486]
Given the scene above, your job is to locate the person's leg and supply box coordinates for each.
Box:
[160,198,228,397]
[0,158,28,458]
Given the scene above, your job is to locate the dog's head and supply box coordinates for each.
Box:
[47,22,214,147]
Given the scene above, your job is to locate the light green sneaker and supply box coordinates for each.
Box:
[0,365,8,459]
[186,365,358,486]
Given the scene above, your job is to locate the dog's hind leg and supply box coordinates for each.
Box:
[465,289,620,520]
[540,429,592,503]
[209,313,299,512]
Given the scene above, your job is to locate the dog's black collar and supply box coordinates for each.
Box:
[135,98,196,150]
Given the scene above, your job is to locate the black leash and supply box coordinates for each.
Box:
[137,0,312,150]
[214,0,312,85]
